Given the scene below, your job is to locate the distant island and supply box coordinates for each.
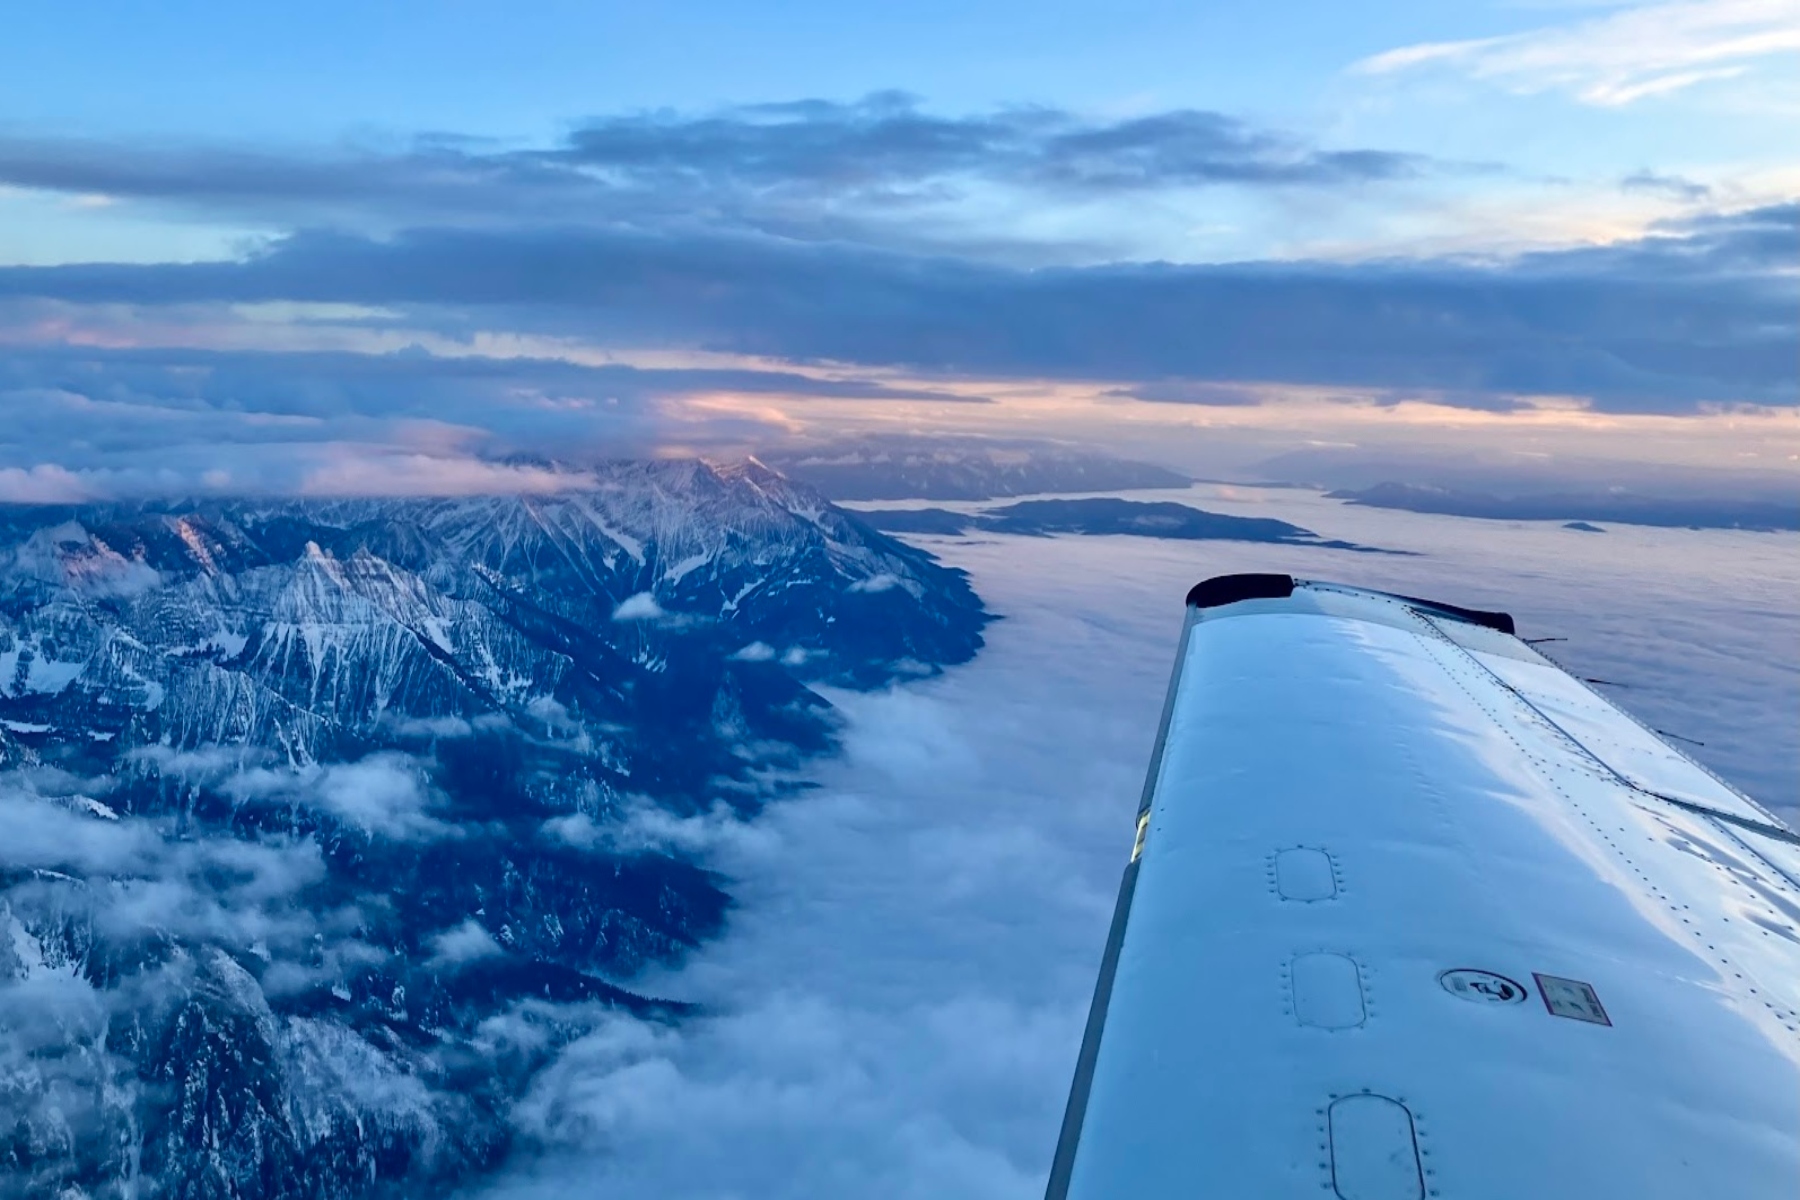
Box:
[856,497,1391,551]
[1331,482,1799,532]
[1563,521,1606,533]
[763,435,1191,500]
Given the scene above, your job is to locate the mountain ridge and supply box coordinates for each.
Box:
[0,459,990,1199]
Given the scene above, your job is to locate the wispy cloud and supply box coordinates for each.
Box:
[1355,0,1800,106]
[1622,169,1715,201]
[297,453,598,499]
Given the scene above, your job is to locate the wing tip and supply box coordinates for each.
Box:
[1185,574,1518,636]
[1186,573,1295,610]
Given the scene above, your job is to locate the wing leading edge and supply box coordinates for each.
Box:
[1047,574,1800,1200]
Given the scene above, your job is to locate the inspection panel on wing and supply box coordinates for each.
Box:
[1048,574,1800,1200]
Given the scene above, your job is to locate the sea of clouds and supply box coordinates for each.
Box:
[2,487,1789,1197]
[469,492,1799,1199]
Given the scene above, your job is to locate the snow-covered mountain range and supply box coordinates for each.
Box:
[0,459,988,1199]
[763,435,1192,500]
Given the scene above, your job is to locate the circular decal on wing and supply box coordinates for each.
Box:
[1439,968,1528,1004]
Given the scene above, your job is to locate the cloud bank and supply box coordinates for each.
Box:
[470,494,1798,1199]
[0,342,982,498]
[1,199,1791,470]
[0,95,1428,243]
[0,93,1791,486]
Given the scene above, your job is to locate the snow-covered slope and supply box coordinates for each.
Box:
[0,460,988,1199]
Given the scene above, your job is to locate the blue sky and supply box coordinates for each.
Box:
[7,0,1796,260]
[6,2,1794,161]
[0,3,1585,138]
[0,0,1796,499]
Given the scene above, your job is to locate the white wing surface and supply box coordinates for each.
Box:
[1047,574,1800,1200]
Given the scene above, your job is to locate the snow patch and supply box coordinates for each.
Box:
[662,552,715,586]
[24,656,86,695]
[73,796,119,820]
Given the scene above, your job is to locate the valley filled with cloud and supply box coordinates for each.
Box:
[1,2,1795,1195]
[471,493,1799,1197]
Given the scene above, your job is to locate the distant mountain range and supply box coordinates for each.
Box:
[762,436,1191,500]
[857,497,1390,552]
[0,460,988,1200]
[1329,483,1800,532]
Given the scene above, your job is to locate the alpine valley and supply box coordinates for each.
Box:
[0,460,989,1200]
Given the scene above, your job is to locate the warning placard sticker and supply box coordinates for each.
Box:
[1534,973,1611,1026]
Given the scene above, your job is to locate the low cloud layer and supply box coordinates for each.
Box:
[471,498,1798,1197]
[3,485,1789,1197]
[0,750,512,1195]
[0,341,985,498]
[480,577,1158,1200]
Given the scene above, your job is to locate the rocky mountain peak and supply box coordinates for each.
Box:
[0,461,990,1199]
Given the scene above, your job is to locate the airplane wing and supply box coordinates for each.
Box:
[1046,574,1800,1200]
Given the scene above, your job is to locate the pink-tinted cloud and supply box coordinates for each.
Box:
[0,463,99,503]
